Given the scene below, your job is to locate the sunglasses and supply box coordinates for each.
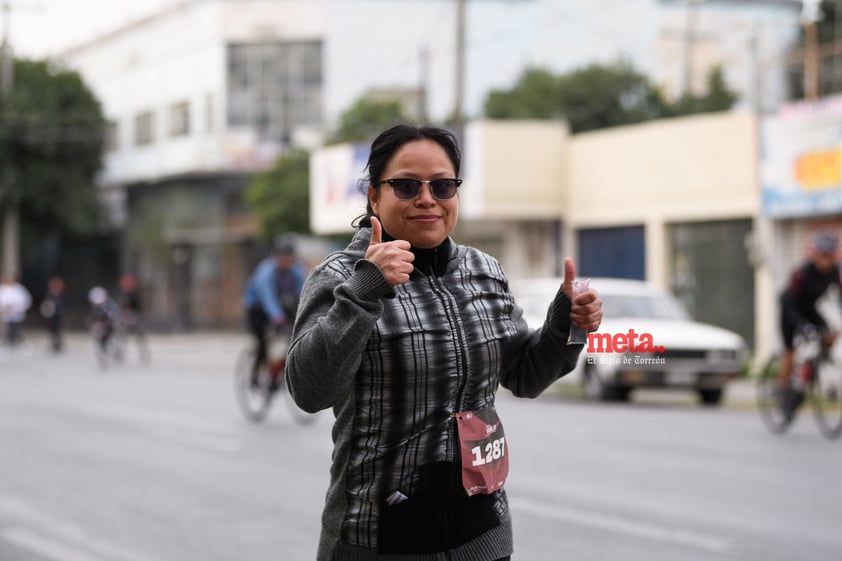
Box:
[378,178,462,200]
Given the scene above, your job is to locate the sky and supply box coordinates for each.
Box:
[3,0,177,58]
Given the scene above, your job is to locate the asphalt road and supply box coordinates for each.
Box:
[1,332,840,561]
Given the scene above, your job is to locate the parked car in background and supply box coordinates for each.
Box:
[509,277,748,406]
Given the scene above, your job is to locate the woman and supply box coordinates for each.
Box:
[286,124,602,561]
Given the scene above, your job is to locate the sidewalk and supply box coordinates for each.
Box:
[724,378,756,409]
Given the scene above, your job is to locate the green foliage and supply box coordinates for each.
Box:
[326,97,411,145]
[484,68,562,119]
[484,59,739,133]
[245,148,311,240]
[669,66,739,116]
[0,59,105,234]
[556,61,668,132]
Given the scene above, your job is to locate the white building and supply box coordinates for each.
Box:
[61,1,326,328]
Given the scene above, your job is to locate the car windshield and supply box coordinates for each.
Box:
[602,292,690,320]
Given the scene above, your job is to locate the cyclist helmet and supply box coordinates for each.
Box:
[88,286,107,305]
[273,233,296,256]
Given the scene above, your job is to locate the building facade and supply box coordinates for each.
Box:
[60,0,325,329]
[53,0,808,334]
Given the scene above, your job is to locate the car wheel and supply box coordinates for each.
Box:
[583,367,606,401]
[698,388,723,406]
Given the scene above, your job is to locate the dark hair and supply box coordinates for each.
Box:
[354,124,461,228]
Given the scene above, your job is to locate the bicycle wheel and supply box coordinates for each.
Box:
[810,354,842,439]
[277,371,319,426]
[756,355,796,434]
[234,348,273,422]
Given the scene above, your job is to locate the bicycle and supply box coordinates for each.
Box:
[91,318,125,370]
[233,332,317,425]
[757,325,842,439]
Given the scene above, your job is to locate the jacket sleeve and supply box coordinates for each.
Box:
[285,259,394,413]
[499,287,583,399]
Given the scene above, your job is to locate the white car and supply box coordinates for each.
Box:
[509,277,748,405]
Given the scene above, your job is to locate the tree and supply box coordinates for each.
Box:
[483,59,738,133]
[555,61,668,133]
[325,97,410,145]
[484,68,562,120]
[485,61,668,133]
[670,65,739,116]
[0,59,105,235]
[245,148,310,240]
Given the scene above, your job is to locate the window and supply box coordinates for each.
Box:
[134,111,155,146]
[105,121,119,152]
[226,40,323,144]
[205,93,214,133]
[169,101,190,137]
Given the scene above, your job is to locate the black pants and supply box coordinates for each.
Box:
[48,316,63,352]
[247,306,270,375]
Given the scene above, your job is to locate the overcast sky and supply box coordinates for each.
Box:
[4,0,177,57]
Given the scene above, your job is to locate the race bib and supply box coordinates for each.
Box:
[453,405,509,496]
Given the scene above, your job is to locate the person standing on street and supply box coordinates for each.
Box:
[119,272,150,364]
[0,272,33,348]
[41,274,66,353]
[242,240,305,382]
[285,124,602,561]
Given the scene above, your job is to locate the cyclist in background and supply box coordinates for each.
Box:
[88,286,121,357]
[242,238,306,385]
[778,231,842,413]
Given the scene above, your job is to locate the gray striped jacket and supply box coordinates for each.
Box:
[287,228,582,561]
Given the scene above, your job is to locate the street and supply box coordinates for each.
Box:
[1,332,841,561]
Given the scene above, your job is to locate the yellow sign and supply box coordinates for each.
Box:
[793,148,841,190]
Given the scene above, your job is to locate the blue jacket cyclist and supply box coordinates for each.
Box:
[242,241,305,377]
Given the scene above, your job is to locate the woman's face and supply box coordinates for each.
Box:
[368,139,459,249]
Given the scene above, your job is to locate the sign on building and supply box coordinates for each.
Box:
[761,95,842,218]
[310,144,370,234]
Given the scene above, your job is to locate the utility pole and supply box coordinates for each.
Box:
[452,0,466,138]
[660,0,713,100]
[450,0,532,143]
[419,46,430,122]
[801,0,822,99]
[0,0,18,277]
[682,0,703,96]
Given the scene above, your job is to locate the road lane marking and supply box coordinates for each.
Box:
[2,529,101,561]
[512,497,731,553]
[1,527,162,561]
[0,496,163,561]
